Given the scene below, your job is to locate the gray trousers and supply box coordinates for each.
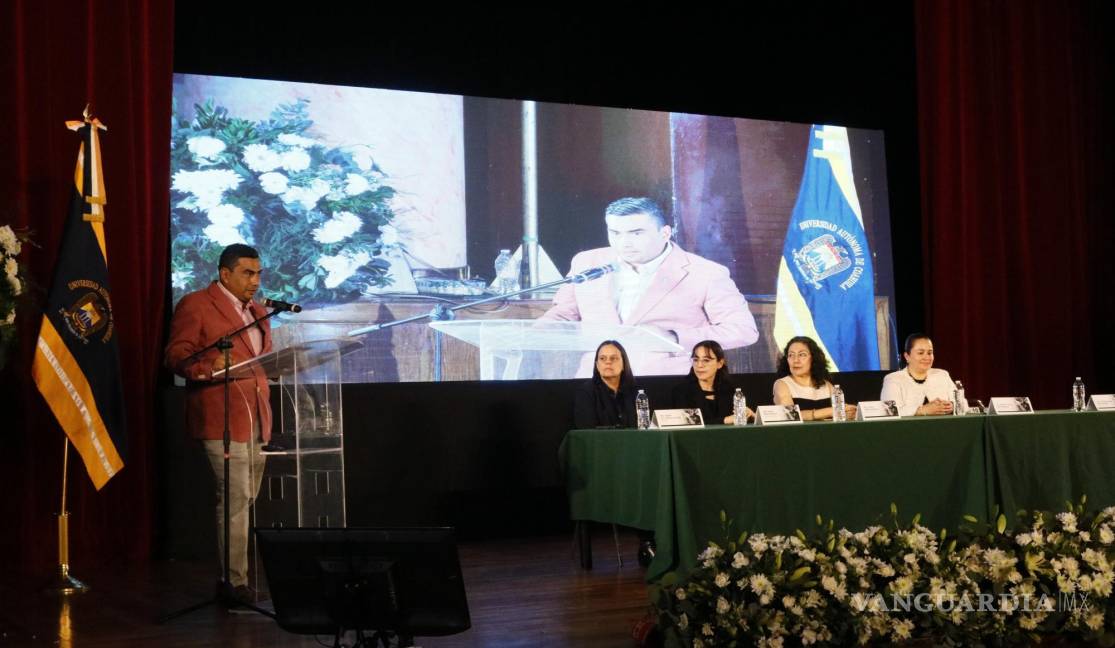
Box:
[203,424,265,587]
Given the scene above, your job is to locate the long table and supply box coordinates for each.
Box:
[559,411,1115,582]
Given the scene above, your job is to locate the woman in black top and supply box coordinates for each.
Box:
[573,339,639,428]
[670,340,752,424]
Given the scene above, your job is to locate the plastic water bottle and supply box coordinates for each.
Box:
[831,384,846,421]
[733,388,747,426]
[493,249,519,294]
[1073,377,1086,412]
[953,381,966,416]
[635,389,650,430]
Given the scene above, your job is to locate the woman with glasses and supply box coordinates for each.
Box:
[773,335,857,421]
[573,339,640,429]
[670,340,753,424]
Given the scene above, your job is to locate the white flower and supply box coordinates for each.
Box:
[678,613,688,630]
[889,575,914,597]
[1057,512,1078,533]
[3,310,14,325]
[207,204,244,228]
[7,273,21,296]
[282,178,331,211]
[701,622,713,636]
[891,619,914,640]
[316,249,371,289]
[801,628,818,645]
[731,551,749,569]
[1101,525,1115,545]
[716,596,730,614]
[313,211,363,244]
[1085,610,1104,631]
[203,224,246,247]
[797,548,816,562]
[172,169,242,211]
[243,144,282,173]
[748,534,769,555]
[349,145,376,171]
[344,173,371,196]
[277,133,317,148]
[259,172,289,195]
[714,572,730,588]
[0,225,21,255]
[4,257,16,279]
[674,587,686,601]
[280,148,311,172]
[171,269,193,289]
[186,135,226,162]
[1016,533,1032,546]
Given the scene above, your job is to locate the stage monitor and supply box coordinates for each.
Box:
[255,526,470,640]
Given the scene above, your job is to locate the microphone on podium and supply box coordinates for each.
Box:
[262,298,303,313]
[569,262,620,284]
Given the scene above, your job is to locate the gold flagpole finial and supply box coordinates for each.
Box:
[82,104,92,122]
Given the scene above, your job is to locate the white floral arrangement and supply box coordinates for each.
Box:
[657,499,1115,646]
[0,224,31,369]
[170,99,396,304]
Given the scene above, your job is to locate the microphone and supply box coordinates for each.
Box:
[570,262,619,284]
[262,298,303,313]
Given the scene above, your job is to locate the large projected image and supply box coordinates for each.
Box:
[170,73,897,383]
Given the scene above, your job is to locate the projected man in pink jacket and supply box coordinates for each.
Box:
[540,197,758,376]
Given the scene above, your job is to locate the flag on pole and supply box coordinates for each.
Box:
[32,111,126,489]
[773,125,880,372]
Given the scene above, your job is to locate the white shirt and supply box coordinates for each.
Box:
[614,242,672,322]
[880,367,954,417]
[773,375,833,402]
[217,281,263,355]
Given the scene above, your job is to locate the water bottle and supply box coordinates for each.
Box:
[1073,377,1086,412]
[831,384,846,421]
[733,388,747,426]
[635,389,650,430]
[493,249,519,294]
[953,381,966,416]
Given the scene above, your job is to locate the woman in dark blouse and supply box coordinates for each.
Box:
[573,339,639,429]
[670,340,752,424]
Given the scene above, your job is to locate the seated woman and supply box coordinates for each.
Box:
[573,339,639,429]
[670,340,753,424]
[773,335,857,421]
[881,333,954,417]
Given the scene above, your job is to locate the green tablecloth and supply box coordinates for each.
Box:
[559,411,1115,582]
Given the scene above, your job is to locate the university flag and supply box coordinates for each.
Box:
[31,114,126,489]
[773,125,880,371]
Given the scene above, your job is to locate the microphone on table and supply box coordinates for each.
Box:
[262,298,303,313]
[569,262,620,284]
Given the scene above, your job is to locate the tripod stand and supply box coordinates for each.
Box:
[160,307,284,623]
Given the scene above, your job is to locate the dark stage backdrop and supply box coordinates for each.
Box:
[2,2,1112,571]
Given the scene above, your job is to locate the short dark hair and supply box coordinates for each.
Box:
[687,339,732,388]
[218,244,260,271]
[604,197,668,228]
[776,335,832,389]
[591,339,635,390]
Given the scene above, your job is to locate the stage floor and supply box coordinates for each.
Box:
[0,531,650,647]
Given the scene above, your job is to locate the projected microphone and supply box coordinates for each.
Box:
[262,298,303,313]
[570,262,620,284]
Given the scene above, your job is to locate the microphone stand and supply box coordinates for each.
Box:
[160,305,288,623]
[346,271,610,381]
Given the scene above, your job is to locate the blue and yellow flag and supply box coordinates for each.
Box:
[32,113,126,489]
[774,125,880,372]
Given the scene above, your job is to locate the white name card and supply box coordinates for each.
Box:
[755,404,803,426]
[1087,394,1115,411]
[856,400,901,421]
[988,396,1035,415]
[651,408,705,429]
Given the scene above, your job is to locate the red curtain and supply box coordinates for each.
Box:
[915,0,1115,409]
[0,0,174,570]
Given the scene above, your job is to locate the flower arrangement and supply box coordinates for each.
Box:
[170,99,396,304]
[657,498,1115,647]
[0,224,32,370]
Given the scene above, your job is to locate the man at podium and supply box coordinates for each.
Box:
[164,243,273,599]
[540,197,758,376]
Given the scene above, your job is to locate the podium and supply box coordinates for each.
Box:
[222,339,362,531]
[428,319,683,380]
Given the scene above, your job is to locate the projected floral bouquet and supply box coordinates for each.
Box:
[170,99,396,304]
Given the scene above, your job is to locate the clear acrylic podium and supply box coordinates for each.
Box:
[428,319,684,380]
[224,338,362,531]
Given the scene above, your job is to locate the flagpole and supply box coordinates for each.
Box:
[48,438,88,594]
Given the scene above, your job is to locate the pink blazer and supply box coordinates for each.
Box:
[165,282,273,442]
[540,246,758,376]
